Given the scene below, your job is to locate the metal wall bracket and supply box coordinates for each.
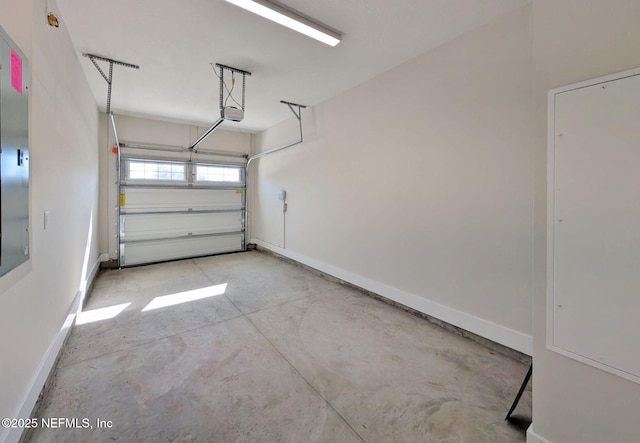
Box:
[215,63,252,112]
[84,52,138,267]
[244,100,306,252]
[280,100,304,121]
[247,100,307,166]
[83,53,139,114]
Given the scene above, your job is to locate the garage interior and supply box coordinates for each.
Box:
[1,1,640,443]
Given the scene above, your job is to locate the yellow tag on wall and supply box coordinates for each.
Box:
[236,189,243,194]
[119,193,125,206]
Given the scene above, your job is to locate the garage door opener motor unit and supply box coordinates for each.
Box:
[190,63,252,150]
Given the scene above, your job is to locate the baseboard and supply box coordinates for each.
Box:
[1,292,79,443]
[81,257,102,309]
[251,239,533,356]
[87,256,101,287]
[527,425,553,443]
[1,257,102,443]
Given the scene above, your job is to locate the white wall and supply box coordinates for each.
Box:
[530,1,640,442]
[98,115,251,259]
[0,0,100,441]
[251,6,535,354]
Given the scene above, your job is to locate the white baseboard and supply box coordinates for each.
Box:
[251,239,533,355]
[1,292,79,443]
[89,257,101,283]
[89,257,101,287]
[1,257,102,443]
[527,425,553,443]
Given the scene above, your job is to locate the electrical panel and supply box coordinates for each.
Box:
[0,26,29,277]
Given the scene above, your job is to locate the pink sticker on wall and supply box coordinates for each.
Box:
[10,49,23,94]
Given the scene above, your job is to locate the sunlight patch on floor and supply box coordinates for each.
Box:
[76,302,131,325]
[142,283,228,312]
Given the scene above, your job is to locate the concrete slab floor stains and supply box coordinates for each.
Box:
[28,251,531,443]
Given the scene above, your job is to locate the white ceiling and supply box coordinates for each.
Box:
[56,0,530,133]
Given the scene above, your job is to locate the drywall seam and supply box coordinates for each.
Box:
[527,425,553,443]
[1,257,101,443]
[252,239,533,355]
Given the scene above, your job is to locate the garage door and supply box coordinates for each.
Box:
[119,157,245,266]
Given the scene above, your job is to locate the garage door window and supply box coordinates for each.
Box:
[196,165,241,183]
[127,160,185,181]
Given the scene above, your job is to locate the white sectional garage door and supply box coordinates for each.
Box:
[119,157,245,266]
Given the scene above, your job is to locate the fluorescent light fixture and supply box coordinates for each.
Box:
[224,0,342,47]
[76,303,131,325]
[142,283,228,312]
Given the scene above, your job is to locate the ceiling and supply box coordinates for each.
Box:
[56,0,530,133]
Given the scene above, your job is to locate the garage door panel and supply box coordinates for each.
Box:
[121,234,243,266]
[122,212,243,241]
[122,188,243,213]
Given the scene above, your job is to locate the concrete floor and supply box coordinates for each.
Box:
[29,250,531,443]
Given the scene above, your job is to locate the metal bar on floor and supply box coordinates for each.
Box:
[505,363,532,422]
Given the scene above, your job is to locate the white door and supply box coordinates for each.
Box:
[119,157,245,266]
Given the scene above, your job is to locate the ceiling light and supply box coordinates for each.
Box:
[224,0,342,47]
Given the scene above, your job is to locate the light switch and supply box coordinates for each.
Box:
[44,211,49,230]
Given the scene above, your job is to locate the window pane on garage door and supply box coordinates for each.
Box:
[195,164,242,183]
[127,160,186,181]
